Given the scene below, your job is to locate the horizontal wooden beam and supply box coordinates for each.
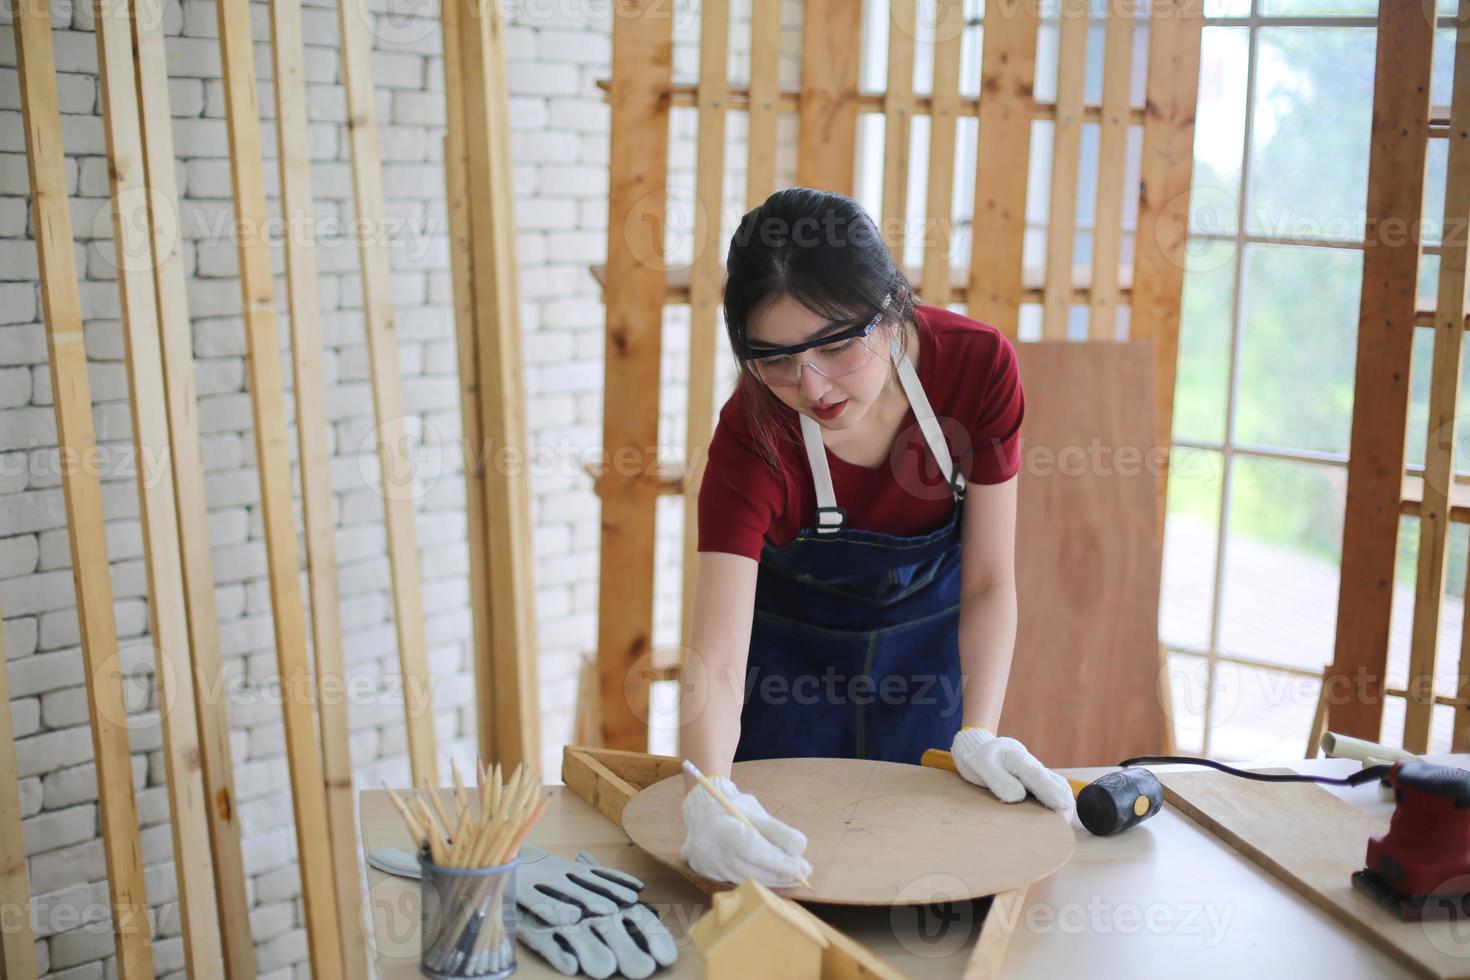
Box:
[594,77,1147,126]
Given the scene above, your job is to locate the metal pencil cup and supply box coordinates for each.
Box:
[418,847,521,979]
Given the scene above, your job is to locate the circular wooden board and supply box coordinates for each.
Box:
[621,757,1075,905]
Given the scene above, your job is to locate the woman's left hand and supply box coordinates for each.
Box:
[950,727,1076,821]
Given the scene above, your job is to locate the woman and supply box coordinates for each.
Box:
[678,188,1075,889]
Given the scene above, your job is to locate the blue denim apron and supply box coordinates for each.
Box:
[734,336,968,766]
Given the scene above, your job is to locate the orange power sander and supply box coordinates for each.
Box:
[1351,761,1470,922]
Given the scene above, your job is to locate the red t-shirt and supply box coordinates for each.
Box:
[697,304,1025,560]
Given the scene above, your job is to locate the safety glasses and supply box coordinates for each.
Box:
[743,298,892,389]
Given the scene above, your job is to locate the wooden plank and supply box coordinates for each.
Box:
[967,0,1038,337]
[1330,0,1435,741]
[881,0,917,259]
[11,2,155,974]
[212,0,345,968]
[966,886,1029,979]
[1130,0,1203,546]
[919,0,965,307]
[129,1,255,972]
[1088,2,1135,340]
[0,607,38,980]
[1410,0,1470,754]
[746,0,780,203]
[681,0,732,651]
[596,0,674,751]
[456,0,542,769]
[1040,0,1089,340]
[560,746,643,827]
[439,0,498,768]
[1159,769,1464,980]
[796,0,864,193]
[337,0,438,789]
[91,0,224,971]
[270,0,367,967]
[1005,343,1168,764]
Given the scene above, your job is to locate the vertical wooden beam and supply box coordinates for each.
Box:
[881,0,917,258]
[1088,2,1134,340]
[0,609,38,980]
[270,0,368,966]
[1040,0,1088,340]
[968,0,1038,337]
[919,0,964,307]
[91,0,224,970]
[681,0,732,651]
[746,0,780,204]
[1130,0,1203,541]
[1328,0,1433,740]
[456,0,541,769]
[129,2,255,971]
[338,0,438,787]
[597,0,674,751]
[440,0,496,765]
[213,0,345,968]
[796,0,863,193]
[11,2,155,974]
[1432,0,1470,755]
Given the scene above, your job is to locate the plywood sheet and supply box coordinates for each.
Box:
[1004,342,1167,766]
[621,758,1074,906]
[1160,768,1470,980]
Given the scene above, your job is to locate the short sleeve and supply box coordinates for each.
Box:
[697,415,783,560]
[965,332,1024,484]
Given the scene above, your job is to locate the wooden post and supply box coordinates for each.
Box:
[1040,0,1089,341]
[796,0,864,193]
[1088,2,1136,340]
[1328,0,1434,741]
[918,0,964,307]
[881,0,917,259]
[213,0,345,968]
[680,0,732,651]
[596,0,675,751]
[12,1,155,973]
[0,607,37,979]
[91,0,226,968]
[1131,0,1204,542]
[337,0,439,787]
[129,0,255,971]
[968,0,1038,338]
[454,0,542,769]
[268,0,370,966]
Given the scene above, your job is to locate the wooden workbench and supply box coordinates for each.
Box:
[360,754,1469,978]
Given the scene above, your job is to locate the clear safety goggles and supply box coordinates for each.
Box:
[743,297,892,389]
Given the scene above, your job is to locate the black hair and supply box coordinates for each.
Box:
[723,187,917,476]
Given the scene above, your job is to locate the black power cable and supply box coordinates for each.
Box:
[1116,755,1394,787]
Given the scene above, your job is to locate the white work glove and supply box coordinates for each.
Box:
[951,727,1076,822]
[680,776,812,888]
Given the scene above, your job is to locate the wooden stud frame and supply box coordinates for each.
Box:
[212,0,345,967]
[592,0,1204,761]
[12,0,155,973]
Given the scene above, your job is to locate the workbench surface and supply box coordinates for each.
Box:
[360,754,1470,978]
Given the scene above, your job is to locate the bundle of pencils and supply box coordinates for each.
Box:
[387,759,551,977]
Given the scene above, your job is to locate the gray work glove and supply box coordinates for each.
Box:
[514,845,677,979]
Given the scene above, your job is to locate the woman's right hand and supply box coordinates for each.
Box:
[680,775,813,888]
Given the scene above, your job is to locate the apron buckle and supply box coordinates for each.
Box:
[815,505,847,534]
[950,467,967,501]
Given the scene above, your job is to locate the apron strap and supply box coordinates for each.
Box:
[890,335,967,503]
[796,332,966,536]
[799,413,847,534]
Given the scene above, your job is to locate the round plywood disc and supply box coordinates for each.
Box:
[621,757,1075,905]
